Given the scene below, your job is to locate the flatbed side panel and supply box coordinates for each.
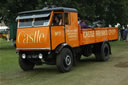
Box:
[95,28,108,43]
[80,27,118,45]
[108,27,118,40]
[80,29,95,45]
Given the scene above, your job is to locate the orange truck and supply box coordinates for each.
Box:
[16,7,118,72]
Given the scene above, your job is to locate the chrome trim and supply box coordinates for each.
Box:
[16,48,50,50]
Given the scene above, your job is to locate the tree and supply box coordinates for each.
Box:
[0,0,128,26]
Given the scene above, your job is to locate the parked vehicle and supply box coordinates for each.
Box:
[16,7,118,72]
[0,20,9,39]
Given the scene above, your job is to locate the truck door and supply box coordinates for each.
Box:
[64,12,79,47]
[51,13,65,50]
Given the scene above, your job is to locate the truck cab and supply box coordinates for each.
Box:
[16,7,79,51]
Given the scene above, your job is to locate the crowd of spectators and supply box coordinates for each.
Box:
[116,24,128,42]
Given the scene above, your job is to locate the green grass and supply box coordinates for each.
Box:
[0,39,128,85]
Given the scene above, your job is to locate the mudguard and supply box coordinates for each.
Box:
[54,43,78,65]
[55,43,72,54]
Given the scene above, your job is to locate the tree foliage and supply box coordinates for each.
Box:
[0,0,128,26]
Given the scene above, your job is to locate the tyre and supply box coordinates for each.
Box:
[56,48,73,72]
[19,54,35,71]
[94,43,110,61]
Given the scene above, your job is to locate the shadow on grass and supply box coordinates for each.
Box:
[33,66,58,73]
[25,57,102,74]
[79,56,101,64]
[74,56,107,69]
[1,57,106,81]
[80,57,97,62]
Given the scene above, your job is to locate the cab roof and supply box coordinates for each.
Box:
[18,7,78,15]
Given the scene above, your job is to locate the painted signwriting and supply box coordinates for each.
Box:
[55,31,61,36]
[18,30,45,44]
[83,31,95,38]
[108,29,116,35]
[82,29,116,39]
[67,29,78,41]
[96,30,107,36]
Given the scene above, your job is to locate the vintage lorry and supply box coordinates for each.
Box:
[16,7,118,72]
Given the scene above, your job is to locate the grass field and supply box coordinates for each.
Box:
[0,39,128,85]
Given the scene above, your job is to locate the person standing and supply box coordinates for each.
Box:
[115,23,121,41]
[125,26,128,42]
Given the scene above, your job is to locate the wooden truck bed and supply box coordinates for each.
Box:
[79,27,118,45]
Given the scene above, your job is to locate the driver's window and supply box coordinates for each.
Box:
[52,13,63,26]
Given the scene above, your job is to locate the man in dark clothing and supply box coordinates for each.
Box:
[125,27,128,41]
[53,16,60,26]
[80,20,88,29]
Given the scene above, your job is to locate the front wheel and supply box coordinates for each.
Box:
[56,48,73,72]
[19,54,35,71]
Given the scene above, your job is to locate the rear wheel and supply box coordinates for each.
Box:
[56,48,73,72]
[19,54,35,71]
[94,43,110,61]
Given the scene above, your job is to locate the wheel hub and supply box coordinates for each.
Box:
[65,55,71,66]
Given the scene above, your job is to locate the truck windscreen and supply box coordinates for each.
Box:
[34,17,49,26]
[19,19,33,28]
[18,13,50,28]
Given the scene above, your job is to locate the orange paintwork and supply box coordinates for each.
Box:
[79,27,118,45]
[51,26,65,50]
[16,10,118,51]
[108,27,118,40]
[65,12,79,47]
[16,27,51,50]
[50,12,65,50]
[80,29,95,45]
[49,11,54,25]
